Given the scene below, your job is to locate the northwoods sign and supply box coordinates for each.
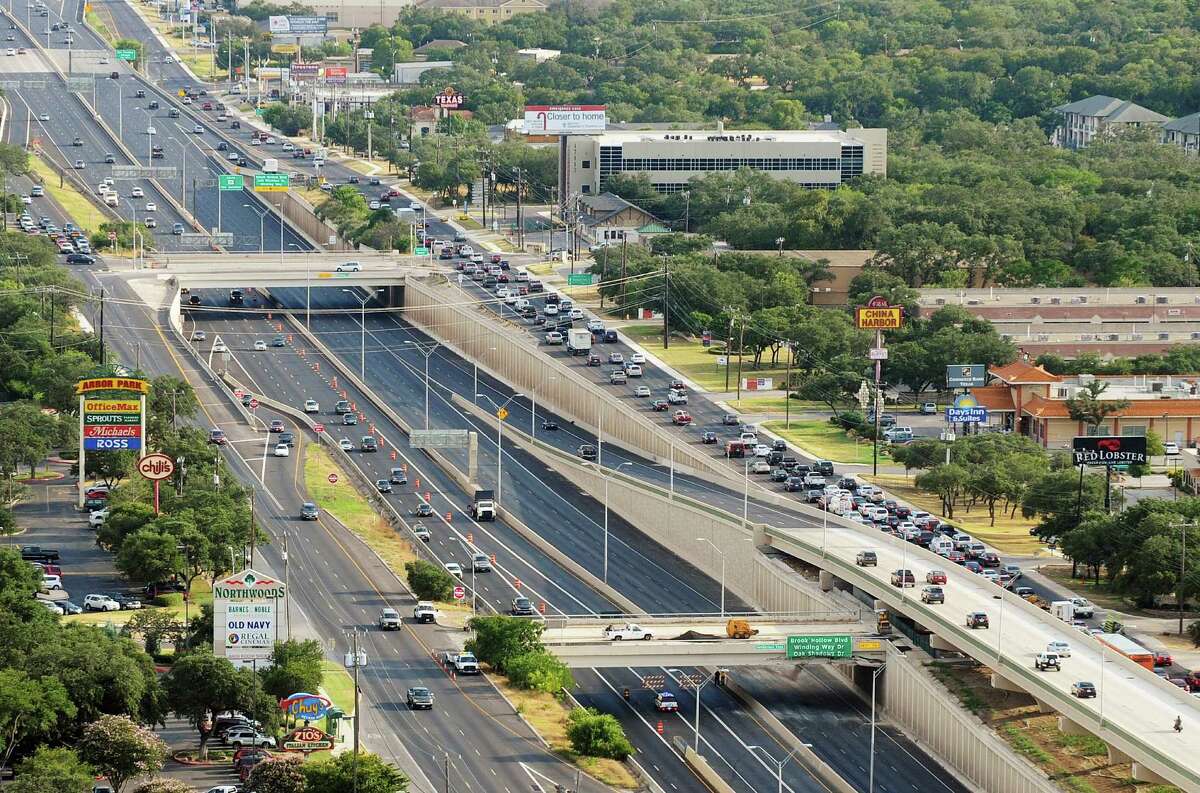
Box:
[213,570,287,599]
[1072,436,1148,466]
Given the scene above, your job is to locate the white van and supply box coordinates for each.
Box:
[930,536,954,556]
[103,193,119,207]
[514,298,531,311]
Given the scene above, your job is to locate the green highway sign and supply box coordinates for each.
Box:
[255,108,266,117]
[115,48,137,61]
[253,173,290,192]
[754,642,785,652]
[218,174,243,192]
[566,273,594,286]
[414,246,429,256]
[786,634,853,659]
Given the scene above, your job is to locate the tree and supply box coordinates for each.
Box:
[77,715,168,793]
[259,639,325,702]
[163,650,272,759]
[503,651,573,694]
[247,754,306,793]
[403,560,454,601]
[115,529,181,584]
[465,615,544,673]
[1065,380,1130,433]
[8,747,94,793]
[303,752,408,793]
[1022,469,1108,543]
[121,611,184,658]
[566,708,632,759]
[0,669,76,771]
[914,464,969,518]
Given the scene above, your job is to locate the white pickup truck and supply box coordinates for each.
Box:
[604,623,653,641]
[449,652,479,675]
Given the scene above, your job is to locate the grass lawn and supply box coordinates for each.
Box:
[495,679,637,789]
[524,261,557,276]
[30,156,103,234]
[319,659,355,715]
[64,579,213,630]
[85,9,116,44]
[622,324,793,392]
[863,474,1048,556]
[1035,563,1178,619]
[302,444,471,625]
[763,420,891,466]
[127,5,219,80]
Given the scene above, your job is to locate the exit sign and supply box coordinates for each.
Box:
[566,273,593,286]
[115,48,137,61]
[218,174,243,191]
[253,173,290,192]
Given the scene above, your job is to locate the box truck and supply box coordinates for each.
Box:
[566,328,592,355]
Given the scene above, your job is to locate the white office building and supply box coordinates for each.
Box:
[561,125,887,196]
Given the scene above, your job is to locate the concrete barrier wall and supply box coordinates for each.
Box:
[404,278,743,487]
[876,644,1059,793]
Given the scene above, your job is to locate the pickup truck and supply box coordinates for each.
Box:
[450,652,479,675]
[20,546,59,563]
[378,608,402,631]
[1068,597,1095,618]
[413,601,437,623]
[604,623,653,641]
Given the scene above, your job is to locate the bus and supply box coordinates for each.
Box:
[1096,633,1154,670]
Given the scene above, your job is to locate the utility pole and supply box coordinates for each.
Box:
[443,753,450,793]
[98,289,105,366]
[515,168,524,249]
[248,497,256,569]
[725,309,735,393]
[1171,521,1196,634]
[345,631,367,793]
[662,257,670,349]
[736,317,745,399]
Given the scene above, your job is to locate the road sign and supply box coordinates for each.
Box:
[106,231,117,241]
[414,246,429,256]
[1072,436,1148,467]
[137,453,175,480]
[327,473,338,484]
[452,585,465,601]
[115,48,137,61]
[786,634,853,659]
[868,347,888,360]
[64,76,94,91]
[313,423,325,433]
[254,172,290,192]
[111,165,177,180]
[248,398,259,409]
[947,364,986,388]
[497,407,508,421]
[566,273,594,286]
[410,429,469,449]
[218,174,244,192]
[855,301,903,330]
[234,388,244,399]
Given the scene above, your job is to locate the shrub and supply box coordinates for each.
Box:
[403,559,454,601]
[566,708,632,759]
[504,651,573,694]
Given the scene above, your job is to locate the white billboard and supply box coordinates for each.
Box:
[213,569,284,669]
[523,105,606,135]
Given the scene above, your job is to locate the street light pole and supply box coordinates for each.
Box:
[343,289,381,380]
[747,744,807,793]
[476,392,524,506]
[244,203,267,253]
[404,340,439,430]
[698,537,726,616]
[601,462,634,583]
[667,668,722,753]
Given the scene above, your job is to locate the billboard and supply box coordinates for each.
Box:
[323,66,347,84]
[946,364,986,388]
[523,104,606,135]
[946,393,988,424]
[741,377,774,391]
[291,63,319,79]
[1072,436,1148,467]
[268,15,327,34]
[855,296,903,330]
[77,378,145,453]
[213,569,284,668]
[434,87,464,108]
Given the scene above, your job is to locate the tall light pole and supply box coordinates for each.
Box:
[747,744,808,793]
[244,203,267,254]
[476,392,524,506]
[601,461,634,583]
[868,663,886,793]
[167,137,186,211]
[342,288,382,380]
[742,456,751,529]
[698,537,726,616]
[404,340,440,430]
[344,631,367,793]
[667,668,723,753]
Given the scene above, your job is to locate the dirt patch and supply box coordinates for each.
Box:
[928,661,1181,792]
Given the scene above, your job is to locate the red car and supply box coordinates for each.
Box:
[945,550,966,564]
[1184,671,1200,690]
[925,570,947,585]
[672,410,693,425]
[650,400,669,412]
[1153,651,1173,667]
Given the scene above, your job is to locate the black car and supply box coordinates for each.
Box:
[148,100,159,109]
[1071,681,1097,699]
[577,444,597,461]
[217,141,228,151]
[230,120,241,129]
[541,419,558,431]
[168,108,179,118]
[348,175,360,184]
[511,596,536,616]
[406,687,434,710]
[784,477,805,492]
[838,477,858,491]
[815,460,835,477]
[65,253,95,264]
[300,502,319,520]
[107,592,142,610]
[104,153,115,163]
[770,467,789,482]
[701,431,718,444]
[369,177,381,185]
[771,439,787,452]
[375,479,392,493]
[135,88,145,98]
[722,414,740,425]
[766,450,784,465]
[278,431,295,446]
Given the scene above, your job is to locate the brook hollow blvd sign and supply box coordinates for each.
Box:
[787,634,853,659]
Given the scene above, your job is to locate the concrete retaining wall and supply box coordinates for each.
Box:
[403,277,742,486]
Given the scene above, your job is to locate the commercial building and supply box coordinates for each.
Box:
[971,361,1200,449]
[562,125,887,196]
[306,0,416,29]
[392,60,452,85]
[1050,95,1168,150]
[575,192,665,246]
[416,0,546,23]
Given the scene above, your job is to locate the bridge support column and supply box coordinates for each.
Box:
[929,634,960,653]
[819,570,835,591]
[468,432,478,485]
[1131,763,1171,784]
[1033,698,1055,714]
[1057,715,1089,735]
[1108,745,1133,765]
[990,672,1025,693]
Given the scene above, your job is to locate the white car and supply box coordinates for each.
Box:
[191,330,207,341]
[753,444,771,457]
[543,304,559,316]
[20,195,31,205]
[38,599,64,615]
[569,309,584,320]
[303,399,319,413]
[281,142,295,151]
[336,261,361,272]
[213,340,228,353]
[254,340,267,351]
[88,508,109,528]
[630,352,646,364]
[5,48,15,56]
[409,201,421,211]
[83,593,120,612]
[145,202,156,212]
[634,386,651,397]
[41,574,63,590]
[192,125,203,134]
[338,438,353,451]
[1047,640,1072,658]
[38,112,49,121]
[146,126,156,135]
[368,200,381,210]
[222,727,275,748]
[444,562,463,578]
[273,443,290,458]
[131,186,144,198]
[1164,441,1180,455]
[750,460,771,474]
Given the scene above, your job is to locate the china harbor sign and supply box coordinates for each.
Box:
[213,569,285,668]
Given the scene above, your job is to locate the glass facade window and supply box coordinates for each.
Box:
[597,142,860,192]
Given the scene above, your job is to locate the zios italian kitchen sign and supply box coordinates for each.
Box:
[282,725,334,752]
[213,569,286,668]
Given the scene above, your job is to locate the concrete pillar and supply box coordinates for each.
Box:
[1033,699,1055,715]
[929,634,960,652]
[819,570,834,591]
[1108,745,1133,765]
[1131,763,1171,785]
[1057,715,1089,735]
[990,672,1025,693]
[468,432,478,484]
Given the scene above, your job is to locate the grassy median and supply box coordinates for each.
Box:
[622,324,793,393]
[763,419,890,465]
[29,155,103,234]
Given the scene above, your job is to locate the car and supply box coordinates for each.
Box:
[338,438,353,451]
[192,125,204,134]
[1047,640,1072,658]
[303,399,319,413]
[406,686,434,709]
[89,508,109,528]
[375,479,392,494]
[1071,681,1097,698]
[855,550,878,567]
[38,113,49,121]
[74,160,84,169]
[4,48,12,56]
[272,334,287,347]
[361,436,378,452]
[144,201,157,212]
[412,524,431,542]
[335,400,351,413]
[966,611,989,629]
[223,727,276,748]
[1164,441,1180,455]
[337,261,362,272]
[702,431,719,444]
[389,467,408,484]
[577,444,598,461]
[540,419,558,430]
[1034,652,1061,671]
[269,419,285,432]
[920,585,944,604]
[650,399,669,411]
[144,217,158,229]
[925,570,947,584]
[254,340,267,351]
[414,503,434,517]
[749,459,771,474]
[213,340,228,353]
[1153,651,1173,667]
[208,428,227,445]
[30,186,43,197]
[272,443,289,458]
[58,600,82,615]
[342,413,358,425]
[83,593,121,612]
[172,223,185,235]
[66,253,95,265]
[634,385,651,397]
[444,562,463,578]
[131,186,144,198]
[107,592,142,610]
[511,596,535,615]
[890,569,915,588]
